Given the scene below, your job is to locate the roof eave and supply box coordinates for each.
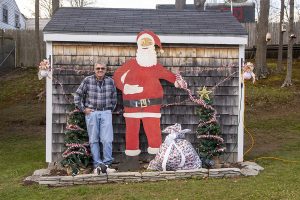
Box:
[43,32,248,45]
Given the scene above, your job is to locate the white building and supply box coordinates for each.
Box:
[0,0,26,30]
[26,18,50,30]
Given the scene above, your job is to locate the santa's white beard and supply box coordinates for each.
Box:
[136,47,157,67]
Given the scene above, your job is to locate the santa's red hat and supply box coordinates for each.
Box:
[136,30,164,53]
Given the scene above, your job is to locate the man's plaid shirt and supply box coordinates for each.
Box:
[74,75,117,111]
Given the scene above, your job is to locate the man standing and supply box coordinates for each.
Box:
[74,63,117,174]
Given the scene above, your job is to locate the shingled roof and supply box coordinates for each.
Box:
[44,7,247,36]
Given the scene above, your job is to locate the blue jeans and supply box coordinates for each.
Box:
[85,110,114,168]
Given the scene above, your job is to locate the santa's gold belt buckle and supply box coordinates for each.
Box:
[139,99,148,107]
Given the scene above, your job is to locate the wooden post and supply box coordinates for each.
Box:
[35,0,41,64]
[0,29,4,59]
[194,0,206,11]
[15,30,21,67]
[175,0,186,11]
[52,0,60,16]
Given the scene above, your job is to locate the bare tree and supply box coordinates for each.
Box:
[194,0,206,11]
[40,0,52,18]
[255,0,270,79]
[35,0,41,64]
[29,0,63,18]
[52,0,60,16]
[175,0,186,11]
[297,2,300,21]
[282,0,295,87]
[68,0,95,7]
[277,0,285,72]
[253,0,260,20]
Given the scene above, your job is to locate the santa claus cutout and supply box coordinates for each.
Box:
[113,30,180,156]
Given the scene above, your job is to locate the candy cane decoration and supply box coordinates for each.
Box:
[62,143,90,158]
[66,124,85,131]
[175,73,217,127]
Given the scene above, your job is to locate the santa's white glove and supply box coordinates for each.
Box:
[174,81,180,88]
[124,84,144,95]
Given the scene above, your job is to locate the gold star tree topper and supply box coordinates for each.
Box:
[197,86,212,100]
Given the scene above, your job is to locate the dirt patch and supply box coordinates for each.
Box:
[244,95,300,158]
[49,169,69,176]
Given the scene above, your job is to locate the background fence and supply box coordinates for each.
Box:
[0,29,45,68]
[243,22,300,49]
[0,32,15,72]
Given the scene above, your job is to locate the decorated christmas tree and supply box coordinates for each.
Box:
[61,109,91,176]
[196,86,226,168]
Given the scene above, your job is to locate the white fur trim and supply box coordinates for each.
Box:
[123,84,144,95]
[125,149,141,156]
[123,112,161,118]
[136,47,157,67]
[148,147,159,154]
[121,70,130,84]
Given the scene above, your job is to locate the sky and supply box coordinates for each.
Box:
[15,0,200,18]
[15,0,300,21]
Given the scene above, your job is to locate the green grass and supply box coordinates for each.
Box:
[245,60,300,108]
[0,68,45,109]
[0,63,300,199]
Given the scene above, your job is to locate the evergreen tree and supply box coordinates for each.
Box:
[196,88,225,168]
[61,109,91,176]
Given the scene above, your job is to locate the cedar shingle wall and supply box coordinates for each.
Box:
[51,42,240,163]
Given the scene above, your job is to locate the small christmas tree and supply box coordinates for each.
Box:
[196,86,225,168]
[61,109,91,176]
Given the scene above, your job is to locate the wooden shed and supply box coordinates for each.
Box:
[43,7,248,164]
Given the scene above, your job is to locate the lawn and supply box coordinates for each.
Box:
[0,64,299,200]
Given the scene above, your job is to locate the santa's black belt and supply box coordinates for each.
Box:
[123,98,162,108]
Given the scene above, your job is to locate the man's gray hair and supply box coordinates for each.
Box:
[94,62,107,68]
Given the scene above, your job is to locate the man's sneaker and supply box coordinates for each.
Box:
[93,167,100,175]
[99,163,108,174]
[105,165,116,174]
[94,164,116,175]
[93,164,107,175]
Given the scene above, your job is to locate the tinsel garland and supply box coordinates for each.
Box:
[62,142,90,158]
[69,109,80,114]
[52,64,236,75]
[210,147,226,154]
[49,66,237,116]
[66,124,85,131]
[197,134,224,143]
[175,74,217,127]
[205,148,226,158]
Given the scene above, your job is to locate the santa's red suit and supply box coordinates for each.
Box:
[113,30,177,156]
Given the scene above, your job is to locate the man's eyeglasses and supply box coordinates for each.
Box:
[95,67,106,71]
